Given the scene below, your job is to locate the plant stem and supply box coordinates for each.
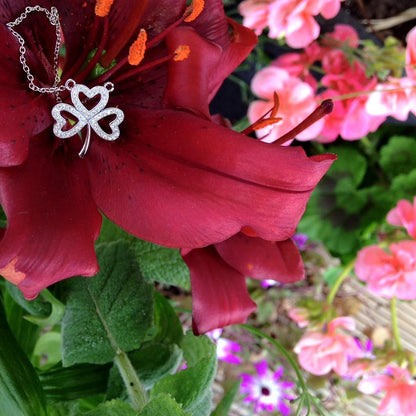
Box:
[114,349,148,411]
[327,260,355,305]
[391,297,402,352]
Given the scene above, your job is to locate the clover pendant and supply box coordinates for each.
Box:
[51,80,124,157]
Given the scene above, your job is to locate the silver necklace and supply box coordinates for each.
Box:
[7,6,124,158]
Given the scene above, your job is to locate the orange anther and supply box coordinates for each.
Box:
[252,117,282,131]
[184,0,205,22]
[128,29,147,66]
[174,45,191,61]
[95,0,114,17]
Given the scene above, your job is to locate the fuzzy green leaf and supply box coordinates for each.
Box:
[151,333,217,415]
[83,399,137,416]
[62,241,154,366]
[139,394,188,416]
[134,240,190,290]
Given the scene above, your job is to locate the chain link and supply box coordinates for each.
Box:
[6,6,67,96]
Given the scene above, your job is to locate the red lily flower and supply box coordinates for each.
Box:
[0,0,334,311]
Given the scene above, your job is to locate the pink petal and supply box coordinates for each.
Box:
[182,246,256,334]
[358,375,394,395]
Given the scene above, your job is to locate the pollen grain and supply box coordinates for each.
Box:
[174,45,191,61]
[184,0,205,22]
[128,29,147,66]
[95,0,115,17]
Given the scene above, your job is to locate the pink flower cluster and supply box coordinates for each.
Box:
[248,24,416,143]
[355,197,416,300]
[358,366,416,416]
[239,0,345,48]
[366,27,416,121]
[294,317,363,376]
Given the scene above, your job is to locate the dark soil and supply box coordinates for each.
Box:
[343,0,416,42]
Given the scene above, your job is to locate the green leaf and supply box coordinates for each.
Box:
[138,394,188,416]
[322,267,344,288]
[4,280,52,317]
[380,136,416,179]
[62,241,154,366]
[151,332,217,416]
[83,399,137,416]
[33,331,62,369]
[210,379,241,416]
[96,216,136,245]
[134,240,190,290]
[0,300,47,416]
[39,363,111,401]
[107,342,183,396]
[391,169,416,200]
[327,145,367,186]
[1,288,41,357]
[147,292,183,345]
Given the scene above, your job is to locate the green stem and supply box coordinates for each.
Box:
[114,349,148,411]
[323,85,416,103]
[326,260,355,305]
[391,297,402,352]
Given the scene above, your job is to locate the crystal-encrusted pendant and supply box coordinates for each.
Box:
[51,80,124,157]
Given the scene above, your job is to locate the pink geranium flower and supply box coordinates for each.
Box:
[358,365,416,416]
[365,77,415,121]
[239,360,296,414]
[248,67,322,143]
[239,0,344,48]
[294,317,363,376]
[355,241,416,300]
[406,26,416,79]
[387,197,416,238]
[288,307,309,328]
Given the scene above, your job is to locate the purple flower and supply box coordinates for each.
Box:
[292,233,308,250]
[206,328,242,364]
[239,360,296,414]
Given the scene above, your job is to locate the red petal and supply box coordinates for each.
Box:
[88,109,335,248]
[164,21,256,116]
[215,234,305,283]
[0,135,102,299]
[0,26,51,166]
[182,246,256,334]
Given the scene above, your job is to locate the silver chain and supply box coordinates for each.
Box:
[6,6,66,96]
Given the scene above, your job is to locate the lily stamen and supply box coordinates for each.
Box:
[241,92,282,135]
[95,0,115,17]
[100,0,149,67]
[184,0,205,22]
[274,99,333,146]
[174,45,191,61]
[128,29,147,66]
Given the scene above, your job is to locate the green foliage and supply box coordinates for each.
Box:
[83,399,138,416]
[0,300,47,416]
[39,363,111,401]
[211,379,242,416]
[379,136,416,179]
[147,291,184,345]
[300,134,416,259]
[151,332,217,416]
[61,241,154,366]
[138,394,189,416]
[134,240,191,290]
